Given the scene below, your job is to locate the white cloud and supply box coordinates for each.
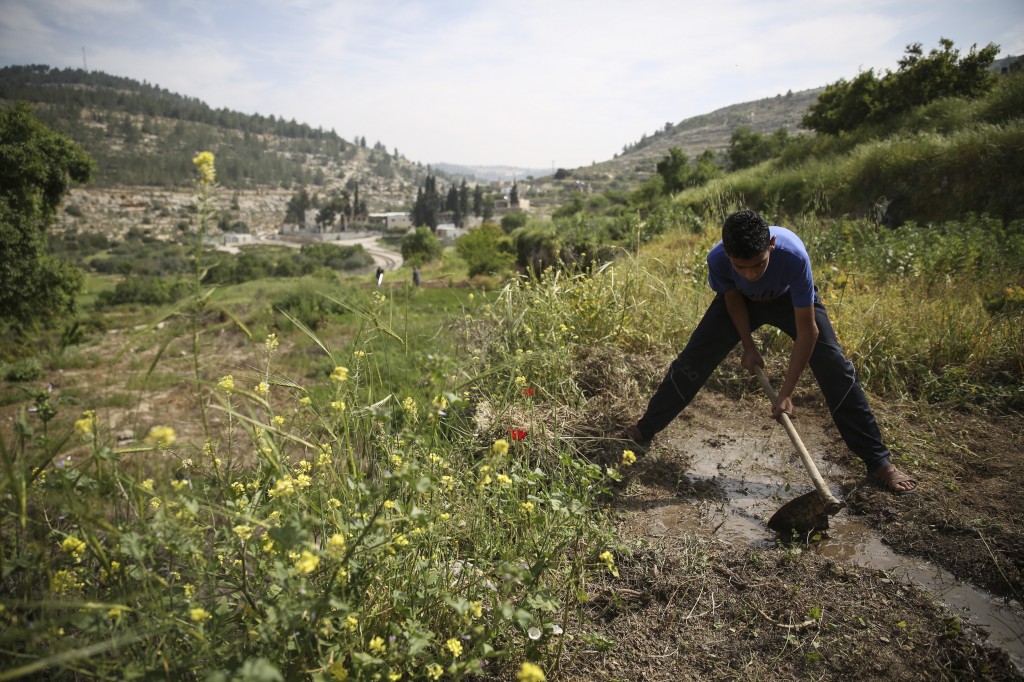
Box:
[2,0,1021,167]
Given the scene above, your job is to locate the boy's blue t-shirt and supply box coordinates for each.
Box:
[707,226,815,307]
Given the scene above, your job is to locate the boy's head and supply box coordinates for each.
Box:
[722,210,770,259]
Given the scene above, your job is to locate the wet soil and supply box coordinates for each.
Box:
[562,382,1024,680]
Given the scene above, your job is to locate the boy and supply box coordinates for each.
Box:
[621,210,916,494]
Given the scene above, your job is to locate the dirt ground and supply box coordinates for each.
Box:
[560,361,1024,681]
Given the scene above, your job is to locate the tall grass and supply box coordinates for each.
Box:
[1,167,627,681]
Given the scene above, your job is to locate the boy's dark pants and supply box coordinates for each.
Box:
[636,292,891,472]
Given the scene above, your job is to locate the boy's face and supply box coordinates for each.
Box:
[727,236,776,282]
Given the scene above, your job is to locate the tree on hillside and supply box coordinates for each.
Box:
[727,126,792,171]
[1,103,93,337]
[284,187,314,225]
[803,38,1000,135]
[655,148,722,194]
[412,175,441,230]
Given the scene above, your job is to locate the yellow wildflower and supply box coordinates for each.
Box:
[330,366,349,382]
[74,410,95,438]
[272,415,285,426]
[446,637,463,657]
[145,425,176,448]
[107,605,126,621]
[150,497,161,510]
[470,601,483,619]
[265,333,279,354]
[255,381,269,397]
[217,375,234,393]
[497,474,512,486]
[622,449,637,467]
[369,636,386,654]
[331,400,346,412]
[140,478,154,491]
[327,533,346,559]
[300,395,312,405]
[402,396,418,419]
[50,569,84,594]
[492,439,509,457]
[517,661,547,682]
[344,615,358,632]
[183,583,195,598]
[328,661,349,681]
[515,375,527,388]
[393,533,409,547]
[61,536,87,562]
[233,525,254,542]
[192,151,216,185]
[189,607,211,623]
[426,663,443,680]
[294,550,320,575]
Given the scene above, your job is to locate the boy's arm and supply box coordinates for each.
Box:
[723,290,763,372]
[774,305,819,419]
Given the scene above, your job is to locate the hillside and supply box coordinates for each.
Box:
[0,65,451,237]
[566,88,821,190]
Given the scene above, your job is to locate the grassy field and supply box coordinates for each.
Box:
[1,207,1022,679]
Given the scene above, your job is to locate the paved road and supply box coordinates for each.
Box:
[212,232,404,270]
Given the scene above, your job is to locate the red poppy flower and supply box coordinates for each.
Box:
[508,429,527,441]
[522,388,535,397]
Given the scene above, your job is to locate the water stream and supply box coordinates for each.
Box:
[641,417,1024,671]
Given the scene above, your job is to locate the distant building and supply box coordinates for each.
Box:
[367,212,412,231]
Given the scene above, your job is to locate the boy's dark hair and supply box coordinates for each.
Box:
[722,210,770,258]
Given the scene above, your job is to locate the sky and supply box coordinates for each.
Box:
[2,0,1022,170]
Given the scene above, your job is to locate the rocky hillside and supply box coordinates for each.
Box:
[569,87,822,190]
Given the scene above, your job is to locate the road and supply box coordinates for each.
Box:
[211,231,404,270]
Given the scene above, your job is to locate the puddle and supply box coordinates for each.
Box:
[642,415,1024,672]
[646,492,1024,672]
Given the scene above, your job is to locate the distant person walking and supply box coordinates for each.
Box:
[375,266,384,287]
[412,266,421,287]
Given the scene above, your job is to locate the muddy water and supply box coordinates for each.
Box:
[645,416,1024,671]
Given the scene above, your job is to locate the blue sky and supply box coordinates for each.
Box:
[1,0,1021,169]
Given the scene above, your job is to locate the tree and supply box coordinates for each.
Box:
[472,185,484,216]
[401,226,442,265]
[727,126,792,171]
[1,103,93,336]
[509,181,519,205]
[284,187,313,224]
[655,147,721,194]
[412,174,440,229]
[456,222,514,277]
[803,38,999,135]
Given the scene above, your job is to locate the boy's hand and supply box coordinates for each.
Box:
[771,394,795,421]
[741,347,764,374]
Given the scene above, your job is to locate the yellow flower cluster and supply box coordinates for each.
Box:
[293,550,320,575]
[145,425,176,448]
[74,410,96,438]
[330,366,349,382]
[517,661,547,682]
[492,439,509,457]
[61,536,87,562]
[192,151,215,185]
[446,637,463,657]
[326,533,346,559]
[217,375,234,393]
[269,473,312,497]
[190,607,211,623]
[622,449,637,466]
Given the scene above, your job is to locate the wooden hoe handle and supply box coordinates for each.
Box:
[753,366,843,511]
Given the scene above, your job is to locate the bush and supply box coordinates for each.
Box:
[401,227,442,265]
